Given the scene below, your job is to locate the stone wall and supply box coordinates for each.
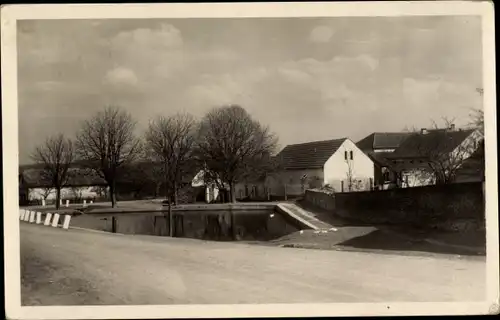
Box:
[304,182,485,231]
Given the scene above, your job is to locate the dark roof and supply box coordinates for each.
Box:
[277,138,347,169]
[357,132,412,151]
[366,151,394,167]
[20,167,107,188]
[387,129,475,159]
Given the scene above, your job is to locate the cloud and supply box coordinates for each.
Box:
[110,23,183,51]
[16,17,483,164]
[104,67,139,87]
[309,25,334,43]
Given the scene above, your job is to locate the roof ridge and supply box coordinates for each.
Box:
[285,137,347,148]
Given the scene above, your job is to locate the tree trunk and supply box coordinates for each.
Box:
[109,180,117,208]
[230,182,236,203]
[173,181,178,205]
[168,201,174,237]
[55,187,61,210]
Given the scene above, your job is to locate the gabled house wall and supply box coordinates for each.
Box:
[324,139,374,192]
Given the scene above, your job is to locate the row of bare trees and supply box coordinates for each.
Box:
[31,105,277,210]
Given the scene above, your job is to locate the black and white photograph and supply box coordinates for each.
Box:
[2,2,498,319]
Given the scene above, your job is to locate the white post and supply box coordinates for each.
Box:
[65,200,69,207]
[42,199,46,207]
[29,211,35,223]
[83,199,87,207]
[44,213,52,226]
[20,210,25,220]
[24,210,30,221]
[62,215,71,229]
[36,212,42,224]
[60,199,63,206]
[51,213,60,227]
[90,200,93,204]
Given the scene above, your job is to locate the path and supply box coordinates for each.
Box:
[21,223,485,306]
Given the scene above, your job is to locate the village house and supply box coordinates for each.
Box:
[266,138,375,195]
[384,125,483,188]
[19,165,107,205]
[356,132,412,190]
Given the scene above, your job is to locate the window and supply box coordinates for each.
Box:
[350,151,353,160]
[344,151,348,160]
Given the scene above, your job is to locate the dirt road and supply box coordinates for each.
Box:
[20,223,486,305]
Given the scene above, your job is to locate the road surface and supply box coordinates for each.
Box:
[20,223,486,306]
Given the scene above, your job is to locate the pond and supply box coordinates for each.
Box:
[71,209,300,242]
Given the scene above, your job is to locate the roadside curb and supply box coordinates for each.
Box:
[69,226,123,236]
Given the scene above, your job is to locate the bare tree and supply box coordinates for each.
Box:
[40,187,53,201]
[400,118,481,185]
[76,106,142,208]
[145,113,197,236]
[344,150,364,192]
[31,133,74,210]
[470,108,484,134]
[196,105,278,203]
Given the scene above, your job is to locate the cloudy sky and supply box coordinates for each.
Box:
[17,16,482,164]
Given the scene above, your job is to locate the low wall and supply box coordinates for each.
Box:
[304,182,485,231]
[304,190,335,211]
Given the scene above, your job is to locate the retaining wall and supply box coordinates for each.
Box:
[304,182,485,231]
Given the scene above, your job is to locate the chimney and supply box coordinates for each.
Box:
[449,123,456,131]
[420,128,428,135]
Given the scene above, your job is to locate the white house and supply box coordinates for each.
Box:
[191,138,376,202]
[385,126,483,188]
[266,138,375,195]
[191,169,222,203]
[19,166,107,205]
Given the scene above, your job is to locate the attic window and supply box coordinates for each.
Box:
[344,151,348,160]
[350,151,353,160]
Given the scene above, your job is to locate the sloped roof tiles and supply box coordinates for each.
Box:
[277,138,347,169]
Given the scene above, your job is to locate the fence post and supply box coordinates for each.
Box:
[44,213,52,225]
[36,212,42,224]
[111,216,116,233]
[341,180,344,192]
[29,211,36,223]
[284,183,288,201]
[51,213,60,227]
[63,215,71,229]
